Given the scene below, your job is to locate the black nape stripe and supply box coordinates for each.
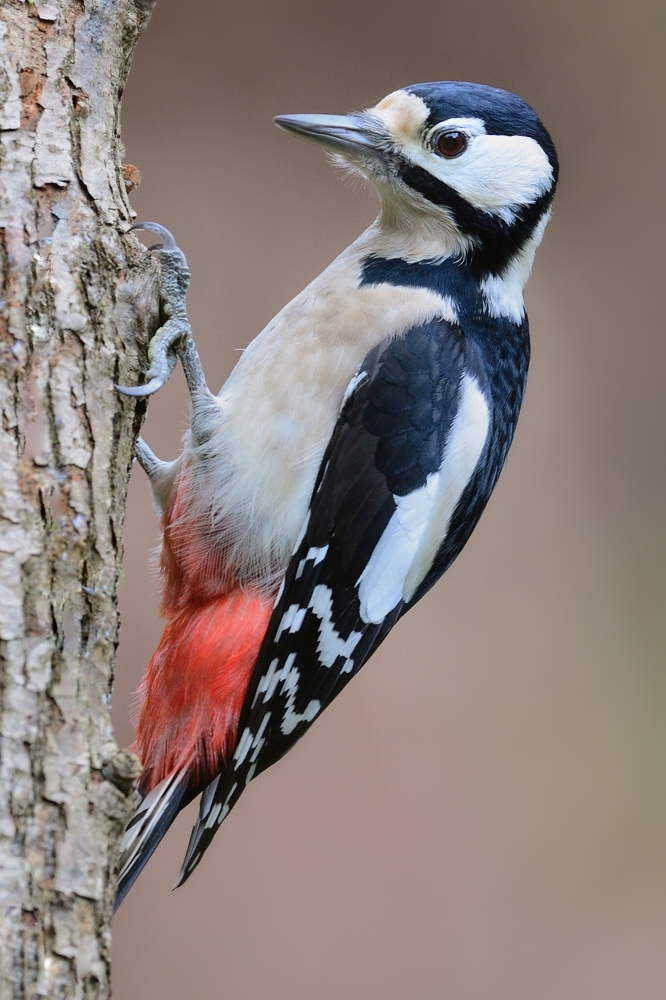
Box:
[360,254,484,318]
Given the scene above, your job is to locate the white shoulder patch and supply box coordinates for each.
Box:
[356,475,440,623]
[357,373,490,624]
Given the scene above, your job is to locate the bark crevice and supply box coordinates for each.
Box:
[0,1,157,996]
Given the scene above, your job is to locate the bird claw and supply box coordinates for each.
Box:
[131,221,179,252]
[130,221,189,269]
[115,222,205,398]
[115,376,165,398]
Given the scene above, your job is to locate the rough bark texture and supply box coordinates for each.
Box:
[0,0,158,996]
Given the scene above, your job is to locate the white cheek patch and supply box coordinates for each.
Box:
[405,133,553,214]
[357,374,490,624]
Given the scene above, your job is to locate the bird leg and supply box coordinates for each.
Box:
[116,223,208,400]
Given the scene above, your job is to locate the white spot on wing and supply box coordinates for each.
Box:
[296,545,330,578]
[307,545,329,566]
[217,782,237,823]
[250,712,271,760]
[232,712,272,779]
[233,727,253,766]
[253,657,280,706]
[186,852,201,874]
[260,583,367,741]
[276,603,307,640]
[205,802,222,829]
[279,656,321,735]
[199,775,221,819]
[308,584,363,671]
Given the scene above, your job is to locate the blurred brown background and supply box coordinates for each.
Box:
[111,0,666,997]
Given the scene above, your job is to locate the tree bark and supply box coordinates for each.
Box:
[0,0,158,996]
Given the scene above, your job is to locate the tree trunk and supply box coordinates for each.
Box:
[0,0,158,996]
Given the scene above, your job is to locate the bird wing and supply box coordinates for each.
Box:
[175,316,493,885]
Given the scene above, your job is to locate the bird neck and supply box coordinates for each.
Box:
[357,206,549,326]
[371,192,472,263]
[371,178,553,280]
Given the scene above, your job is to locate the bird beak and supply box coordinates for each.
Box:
[274,113,385,157]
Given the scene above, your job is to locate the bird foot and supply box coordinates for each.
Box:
[116,223,207,398]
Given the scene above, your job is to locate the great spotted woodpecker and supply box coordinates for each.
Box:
[114,81,558,908]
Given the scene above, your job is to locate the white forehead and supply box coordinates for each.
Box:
[370,89,430,138]
[369,89,553,214]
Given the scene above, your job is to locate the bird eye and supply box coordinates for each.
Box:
[436,130,467,158]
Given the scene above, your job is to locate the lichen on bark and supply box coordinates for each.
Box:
[0,0,158,996]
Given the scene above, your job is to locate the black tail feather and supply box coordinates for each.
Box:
[114,769,189,911]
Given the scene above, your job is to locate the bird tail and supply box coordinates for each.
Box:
[114,768,189,911]
[115,589,275,907]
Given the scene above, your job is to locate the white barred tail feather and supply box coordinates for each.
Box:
[114,769,189,911]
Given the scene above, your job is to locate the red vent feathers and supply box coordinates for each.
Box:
[132,590,274,793]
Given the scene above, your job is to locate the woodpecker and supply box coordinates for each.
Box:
[114,81,558,909]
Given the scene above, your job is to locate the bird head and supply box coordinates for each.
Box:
[275,82,558,275]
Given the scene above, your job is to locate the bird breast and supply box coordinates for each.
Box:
[185,239,455,590]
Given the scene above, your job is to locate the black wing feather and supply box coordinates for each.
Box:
[174,317,470,884]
